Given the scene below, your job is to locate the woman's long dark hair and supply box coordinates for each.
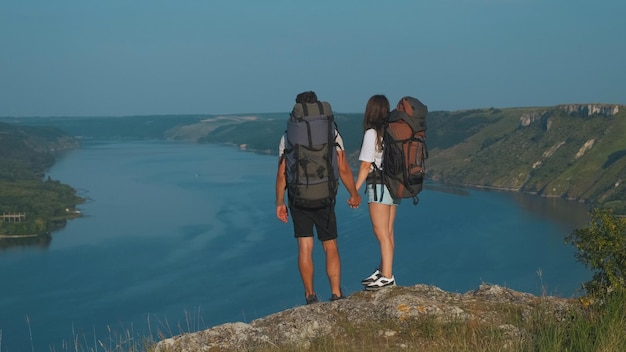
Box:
[363,95,390,151]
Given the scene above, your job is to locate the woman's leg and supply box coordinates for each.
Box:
[389,204,396,259]
[369,202,394,278]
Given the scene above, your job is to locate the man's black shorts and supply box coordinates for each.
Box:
[290,205,337,241]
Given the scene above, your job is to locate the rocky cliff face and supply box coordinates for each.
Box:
[519,111,547,127]
[519,104,622,130]
[154,284,577,352]
[558,104,621,117]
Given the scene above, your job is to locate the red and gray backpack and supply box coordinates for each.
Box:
[378,96,429,205]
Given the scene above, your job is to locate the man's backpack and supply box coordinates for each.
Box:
[284,101,339,209]
[381,96,428,205]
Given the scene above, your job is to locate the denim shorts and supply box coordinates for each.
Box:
[367,184,401,206]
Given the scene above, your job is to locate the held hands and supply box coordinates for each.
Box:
[276,204,289,223]
[276,194,359,220]
[347,193,361,209]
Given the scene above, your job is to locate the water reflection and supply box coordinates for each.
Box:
[0,233,52,251]
[426,182,591,232]
[425,183,470,196]
[0,220,66,251]
[507,192,591,230]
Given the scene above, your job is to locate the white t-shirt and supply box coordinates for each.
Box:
[358,128,382,170]
[278,132,345,158]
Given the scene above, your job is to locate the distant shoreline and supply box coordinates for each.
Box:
[0,232,51,239]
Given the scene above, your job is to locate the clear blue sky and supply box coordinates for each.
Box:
[1,0,624,117]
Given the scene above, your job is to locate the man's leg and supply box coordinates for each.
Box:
[322,238,342,297]
[297,236,315,297]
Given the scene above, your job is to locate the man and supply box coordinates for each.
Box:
[275,91,361,304]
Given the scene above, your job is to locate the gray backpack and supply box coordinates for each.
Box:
[284,101,339,209]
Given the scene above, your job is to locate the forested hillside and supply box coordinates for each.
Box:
[0,122,83,236]
[3,103,625,213]
[425,104,626,213]
[163,104,626,213]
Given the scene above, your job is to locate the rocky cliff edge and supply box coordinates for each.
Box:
[155,284,578,351]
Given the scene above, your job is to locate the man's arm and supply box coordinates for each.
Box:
[337,150,361,208]
[275,157,289,223]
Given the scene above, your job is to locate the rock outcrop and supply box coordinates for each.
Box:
[519,104,622,130]
[558,104,621,117]
[519,110,547,127]
[155,284,578,352]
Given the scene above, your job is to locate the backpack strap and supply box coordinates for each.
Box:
[326,114,337,206]
[304,120,313,147]
[366,162,385,202]
[332,120,341,150]
[299,102,327,118]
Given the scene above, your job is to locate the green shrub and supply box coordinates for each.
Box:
[565,208,626,297]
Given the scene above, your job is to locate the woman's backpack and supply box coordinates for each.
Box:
[381,96,428,205]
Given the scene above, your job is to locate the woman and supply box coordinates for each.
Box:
[355,94,401,291]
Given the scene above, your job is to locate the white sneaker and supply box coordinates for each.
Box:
[365,275,396,291]
[361,269,381,285]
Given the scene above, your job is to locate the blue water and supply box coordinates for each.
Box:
[0,140,591,351]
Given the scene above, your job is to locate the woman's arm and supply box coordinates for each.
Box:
[355,160,371,192]
[356,129,376,191]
